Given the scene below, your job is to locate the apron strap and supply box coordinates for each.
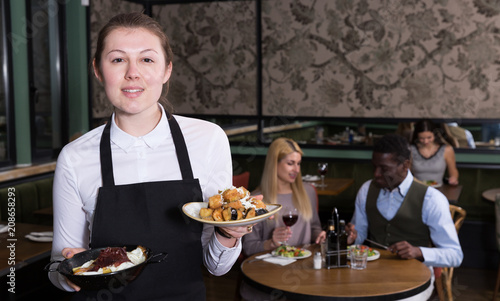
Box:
[100,118,114,187]
[99,112,195,187]
[167,113,195,180]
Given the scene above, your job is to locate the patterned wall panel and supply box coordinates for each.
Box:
[153,1,258,115]
[261,0,500,118]
[89,0,500,119]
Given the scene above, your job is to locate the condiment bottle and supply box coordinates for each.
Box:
[326,219,338,268]
[338,220,348,266]
[314,252,322,269]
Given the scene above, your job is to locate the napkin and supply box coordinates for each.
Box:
[302,175,320,182]
[255,254,297,266]
[25,231,53,242]
[0,224,8,233]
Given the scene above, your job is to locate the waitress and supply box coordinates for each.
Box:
[48,12,252,300]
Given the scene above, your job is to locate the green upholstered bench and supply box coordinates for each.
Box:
[0,175,54,225]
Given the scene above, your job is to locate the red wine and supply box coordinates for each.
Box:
[283,214,298,227]
[318,168,328,176]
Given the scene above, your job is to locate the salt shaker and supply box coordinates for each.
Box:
[314,252,322,269]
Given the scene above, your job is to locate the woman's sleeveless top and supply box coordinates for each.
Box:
[410,144,446,186]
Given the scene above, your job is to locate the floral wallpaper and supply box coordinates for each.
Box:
[89,0,143,118]
[261,0,500,118]
[153,2,258,115]
[90,0,500,119]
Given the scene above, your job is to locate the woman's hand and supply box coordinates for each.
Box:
[447,176,459,185]
[215,223,257,248]
[219,224,256,239]
[315,230,326,244]
[271,226,291,246]
[61,247,86,291]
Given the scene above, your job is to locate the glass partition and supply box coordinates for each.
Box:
[26,0,66,161]
[199,115,500,153]
[0,0,14,167]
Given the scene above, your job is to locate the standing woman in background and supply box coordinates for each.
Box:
[410,119,459,186]
[49,12,251,300]
[242,137,326,256]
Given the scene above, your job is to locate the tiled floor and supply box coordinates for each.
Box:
[205,265,499,301]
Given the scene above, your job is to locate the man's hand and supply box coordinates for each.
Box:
[345,223,357,245]
[388,241,424,261]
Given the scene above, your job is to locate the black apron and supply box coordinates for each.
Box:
[73,114,205,301]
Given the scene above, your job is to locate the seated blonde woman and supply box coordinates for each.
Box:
[242,137,325,255]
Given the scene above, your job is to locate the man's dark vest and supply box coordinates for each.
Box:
[366,180,432,247]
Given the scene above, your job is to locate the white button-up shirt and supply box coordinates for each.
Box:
[351,171,463,268]
[49,105,240,291]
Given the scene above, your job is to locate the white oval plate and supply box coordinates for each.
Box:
[182,202,282,227]
[347,249,381,261]
[271,249,312,259]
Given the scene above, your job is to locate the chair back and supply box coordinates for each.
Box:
[449,205,466,233]
[233,171,250,189]
[434,205,467,301]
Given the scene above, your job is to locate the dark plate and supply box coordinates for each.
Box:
[46,245,167,291]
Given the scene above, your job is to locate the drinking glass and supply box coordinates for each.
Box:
[349,245,369,270]
[317,162,328,188]
[281,208,298,245]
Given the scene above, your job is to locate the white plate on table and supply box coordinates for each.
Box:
[424,180,442,188]
[271,249,312,259]
[347,247,381,261]
[302,175,320,182]
[182,202,281,226]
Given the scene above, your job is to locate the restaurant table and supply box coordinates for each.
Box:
[436,184,463,204]
[306,178,354,196]
[0,223,53,277]
[33,206,54,216]
[482,188,500,202]
[241,246,431,300]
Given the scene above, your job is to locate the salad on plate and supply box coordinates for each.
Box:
[272,245,311,259]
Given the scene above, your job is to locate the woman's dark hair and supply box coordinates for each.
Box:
[411,119,448,146]
[92,12,174,112]
[373,134,411,164]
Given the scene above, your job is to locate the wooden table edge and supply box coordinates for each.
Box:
[241,274,431,301]
[313,178,355,196]
[482,188,500,202]
[241,248,432,301]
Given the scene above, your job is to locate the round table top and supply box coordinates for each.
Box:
[482,188,500,202]
[241,247,431,300]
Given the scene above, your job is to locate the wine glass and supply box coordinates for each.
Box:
[317,162,328,188]
[281,207,298,245]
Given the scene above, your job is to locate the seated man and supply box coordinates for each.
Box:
[349,134,463,300]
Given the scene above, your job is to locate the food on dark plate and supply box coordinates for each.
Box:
[72,246,147,275]
[200,186,268,221]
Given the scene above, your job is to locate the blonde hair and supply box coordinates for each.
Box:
[259,138,313,221]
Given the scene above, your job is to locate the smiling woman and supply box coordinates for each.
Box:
[48,12,252,301]
[92,26,172,136]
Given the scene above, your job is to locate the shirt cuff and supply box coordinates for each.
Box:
[204,231,242,276]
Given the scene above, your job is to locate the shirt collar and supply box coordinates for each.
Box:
[110,104,169,152]
[382,170,414,197]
